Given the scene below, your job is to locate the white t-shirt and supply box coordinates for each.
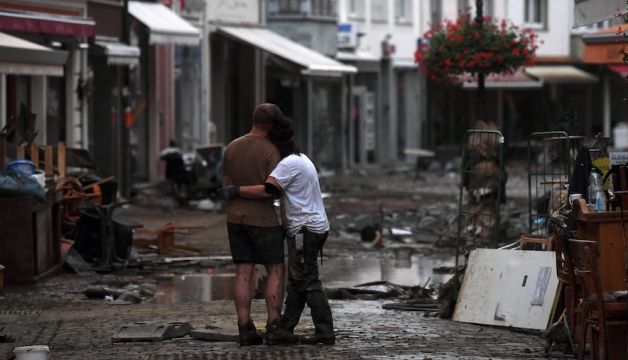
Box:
[269,154,329,236]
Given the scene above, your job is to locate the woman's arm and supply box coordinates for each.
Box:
[239,184,271,199]
[239,176,283,199]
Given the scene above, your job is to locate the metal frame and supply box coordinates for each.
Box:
[455,130,505,283]
[527,131,571,236]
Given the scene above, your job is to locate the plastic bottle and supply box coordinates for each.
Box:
[588,171,606,212]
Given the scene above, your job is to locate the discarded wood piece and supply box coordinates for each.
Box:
[190,329,238,342]
[112,322,192,343]
[44,146,53,176]
[57,142,66,178]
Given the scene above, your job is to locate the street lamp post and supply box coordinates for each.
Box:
[475,0,486,122]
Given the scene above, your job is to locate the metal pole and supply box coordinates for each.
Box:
[475,0,486,122]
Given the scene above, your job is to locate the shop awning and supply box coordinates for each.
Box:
[0,10,94,37]
[393,58,418,69]
[574,0,624,27]
[524,65,598,84]
[608,64,628,76]
[0,32,67,76]
[128,1,200,45]
[458,70,543,90]
[94,40,140,67]
[219,26,357,76]
[582,28,628,64]
[336,50,379,63]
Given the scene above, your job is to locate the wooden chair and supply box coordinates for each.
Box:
[569,239,628,360]
[553,235,580,348]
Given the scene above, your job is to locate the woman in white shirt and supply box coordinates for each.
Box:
[227,116,335,346]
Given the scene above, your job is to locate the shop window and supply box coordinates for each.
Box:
[524,0,547,29]
[395,0,412,24]
[371,0,389,23]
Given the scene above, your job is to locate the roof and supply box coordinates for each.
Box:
[219,26,357,76]
[457,70,543,90]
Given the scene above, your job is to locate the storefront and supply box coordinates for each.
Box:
[212,26,356,171]
[0,6,93,148]
[126,1,200,183]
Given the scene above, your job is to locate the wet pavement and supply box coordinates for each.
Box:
[0,166,554,359]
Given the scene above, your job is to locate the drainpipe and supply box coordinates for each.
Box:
[603,72,611,138]
[201,3,211,144]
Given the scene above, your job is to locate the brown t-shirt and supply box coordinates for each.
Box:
[221,133,281,227]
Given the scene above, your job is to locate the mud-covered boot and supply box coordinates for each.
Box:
[238,319,263,346]
[265,319,300,345]
[302,292,335,345]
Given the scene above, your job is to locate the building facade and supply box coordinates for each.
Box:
[336,0,425,168]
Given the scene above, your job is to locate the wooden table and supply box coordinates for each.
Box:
[573,198,628,291]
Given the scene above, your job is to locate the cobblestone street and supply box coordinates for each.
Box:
[0,168,550,359]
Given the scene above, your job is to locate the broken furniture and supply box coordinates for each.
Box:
[0,191,63,284]
[112,322,191,343]
[133,223,203,255]
[519,234,553,251]
[569,239,628,360]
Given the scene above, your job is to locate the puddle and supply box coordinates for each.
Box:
[154,252,454,304]
[319,252,455,289]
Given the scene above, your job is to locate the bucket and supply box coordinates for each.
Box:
[31,170,46,189]
[13,345,50,360]
[7,160,35,175]
[613,122,628,149]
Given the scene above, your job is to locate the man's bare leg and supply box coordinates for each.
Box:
[264,263,285,324]
[234,262,256,325]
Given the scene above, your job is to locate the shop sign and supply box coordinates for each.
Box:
[337,22,357,49]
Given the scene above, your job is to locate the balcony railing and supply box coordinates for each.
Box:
[269,0,337,19]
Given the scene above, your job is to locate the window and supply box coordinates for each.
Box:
[484,0,494,17]
[311,0,336,17]
[457,0,469,13]
[349,0,365,19]
[395,0,412,23]
[524,0,547,29]
[371,0,389,22]
[277,0,302,14]
[430,0,442,26]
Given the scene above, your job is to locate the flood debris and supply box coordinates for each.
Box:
[112,322,192,343]
[84,282,156,304]
[0,327,15,343]
[190,329,238,342]
[325,281,434,301]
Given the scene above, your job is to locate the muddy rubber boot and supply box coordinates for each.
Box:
[265,319,300,345]
[301,291,335,345]
[238,320,263,346]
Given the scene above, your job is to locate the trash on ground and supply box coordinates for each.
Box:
[190,329,238,342]
[13,345,50,359]
[112,322,192,343]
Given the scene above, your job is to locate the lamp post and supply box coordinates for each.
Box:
[475,0,486,122]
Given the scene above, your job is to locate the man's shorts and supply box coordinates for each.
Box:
[227,223,285,264]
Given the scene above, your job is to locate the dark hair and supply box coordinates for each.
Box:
[268,115,300,158]
[252,103,282,129]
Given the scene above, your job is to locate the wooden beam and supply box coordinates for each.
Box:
[57,142,66,178]
[16,145,25,159]
[44,146,53,176]
[30,142,39,169]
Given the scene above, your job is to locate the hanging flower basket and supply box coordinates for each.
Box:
[415,14,540,80]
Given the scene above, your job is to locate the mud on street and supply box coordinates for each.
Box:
[0,165,548,360]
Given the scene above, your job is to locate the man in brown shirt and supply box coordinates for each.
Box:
[221,103,284,346]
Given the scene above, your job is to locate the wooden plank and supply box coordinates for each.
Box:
[44,146,53,176]
[57,142,66,178]
[30,142,39,169]
[0,134,6,169]
[16,145,25,159]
